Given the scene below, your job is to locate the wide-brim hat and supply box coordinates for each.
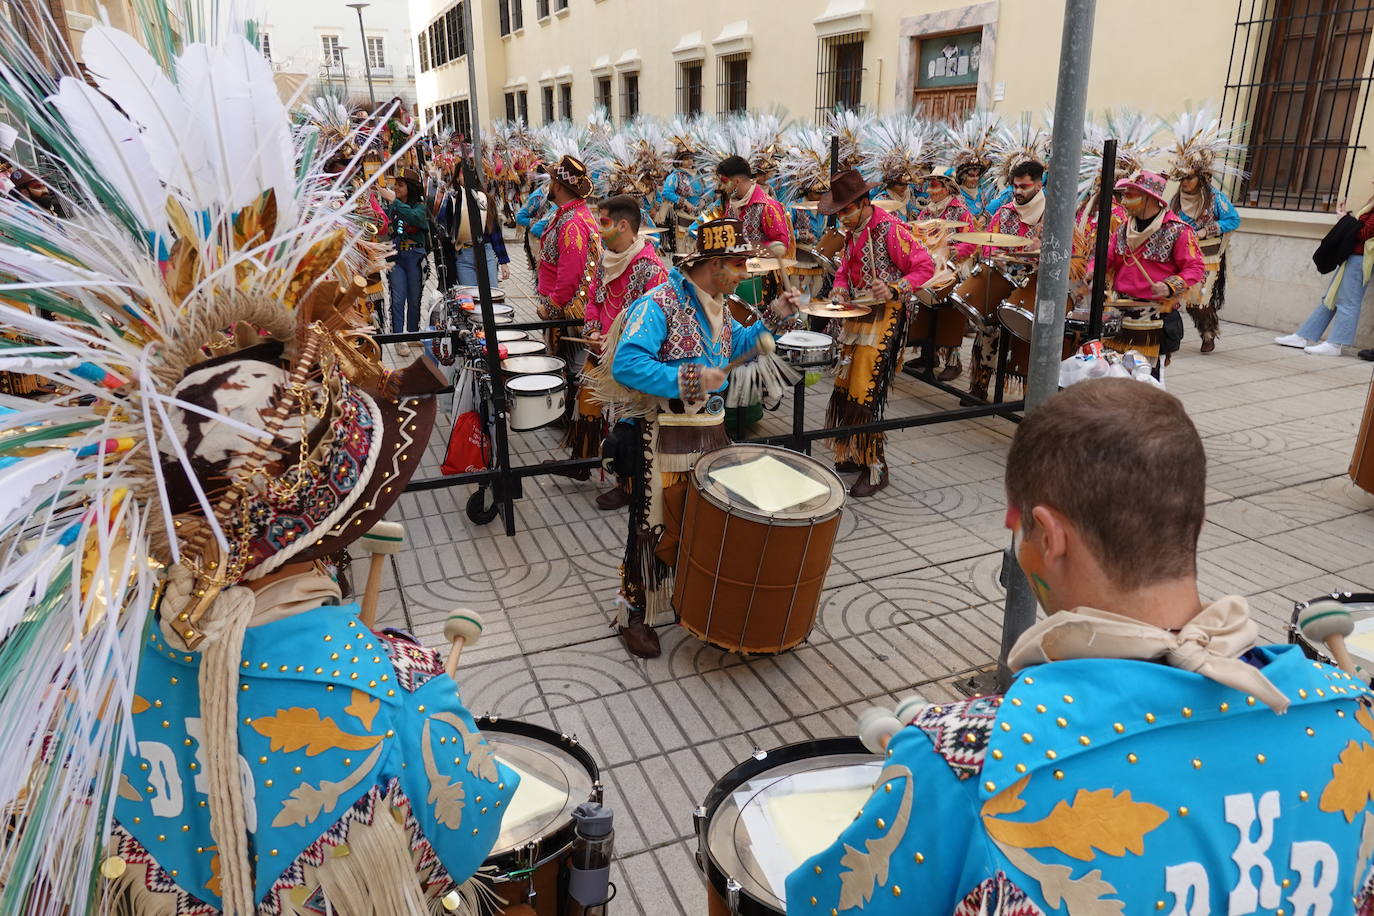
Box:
[818,168,881,215]
[1114,170,1169,207]
[160,340,446,581]
[541,154,594,198]
[681,217,770,267]
[919,170,959,192]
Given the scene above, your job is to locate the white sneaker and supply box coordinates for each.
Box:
[1274,333,1309,348]
[1304,340,1343,357]
[396,342,412,356]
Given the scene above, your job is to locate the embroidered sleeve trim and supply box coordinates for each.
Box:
[910,695,1005,782]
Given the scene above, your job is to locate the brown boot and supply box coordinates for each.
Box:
[619,609,661,658]
[1200,338,1216,353]
[937,356,963,382]
[596,485,631,511]
[849,466,890,498]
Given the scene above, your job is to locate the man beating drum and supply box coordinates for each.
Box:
[786,378,1374,913]
[588,217,802,658]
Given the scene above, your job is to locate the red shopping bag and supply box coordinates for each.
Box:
[441,368,488,474]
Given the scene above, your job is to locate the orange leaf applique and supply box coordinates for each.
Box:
[131,695,150,715]
[250,707,383,756]
[981,776,1031,818]
[1319,738,1374,823]
[204,846,220,898]
[983,786,1168,861]
[345,689,380,731]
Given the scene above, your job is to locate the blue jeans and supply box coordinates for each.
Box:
[388,247,426,333]
[456,245,501,288]
[1298,254,1367,346]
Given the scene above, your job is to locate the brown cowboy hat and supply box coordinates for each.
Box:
[541,154,594,198]
[681,217,770,267]
[818,168,881,215]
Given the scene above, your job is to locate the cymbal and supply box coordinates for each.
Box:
[873,199,904,212]
[746,256,800,274]
[638,227,666,235]
[800,299,873,318]
[915,219,967,230]
[792,200,820,211]
[951,231,1034,248]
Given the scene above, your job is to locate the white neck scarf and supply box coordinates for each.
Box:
[1125,206,1167,251]
[1179,188,1206,224]
[601,236,645,283]
[1008,595,1290,712]
[1014,189,1046,226]
[729,182,755,213]
[924,194,953,217]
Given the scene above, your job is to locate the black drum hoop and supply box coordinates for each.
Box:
[696,736,873,916]
[477,715,602,876]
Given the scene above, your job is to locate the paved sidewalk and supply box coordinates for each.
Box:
[372,238,1374,913]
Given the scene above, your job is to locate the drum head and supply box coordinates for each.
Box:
[503,355,566,375]
[692,444,845,523]
[777,330,832,348]
[700,738,881,914]
[503,340,546,356]
[507,373,565,393]
[495,329,529,342]
[997,303,1035,341]
[477,717,599,869]
[1290,593,1374,679]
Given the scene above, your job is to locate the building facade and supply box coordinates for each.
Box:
[409,0,1374,345]
[254,0,419,111]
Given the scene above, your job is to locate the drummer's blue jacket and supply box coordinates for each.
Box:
[786,642,1374,915]
[612,267,777,399]
[115,603,518,911]
[1176,184,1241,235]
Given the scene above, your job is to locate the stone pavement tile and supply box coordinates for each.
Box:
[1196,518,1250,551]
[1205,497,1308,539]
[1204,461,1285,499]
[1196,541,1324,596]
[811,581,911,640]
[1237,591,1294,645]
[837,621,983,695]
[914,478,1007,520]
[941,552,1009,605]
[1256,525,1371,575]
[1308,476,1374,512]
[598,763,681,855]
[531,635,659,708]
[891,516,998,567]
[1246,482,1371,527]
[1335,561,1374,590]
[455,655,546,719]
[859,565,984,620]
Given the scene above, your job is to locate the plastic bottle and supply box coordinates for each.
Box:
[568,801,615,915]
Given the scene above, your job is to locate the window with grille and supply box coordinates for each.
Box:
[430,19,446,66]
[555,0,568,10]
[542,85,555,123]
[1223,0,1374,211]
[498,0,511,36]
[621,72,639,123]
[322,35,342,66]
[457,99,472,138]
[518,90,529,122]
[366,36,385,69]
[258,32,272,60]
[419,32,430,71]
[446,4,465,60]
[537,0,549,19]
[512,0,523,29]
[816,32,865,119]
[559,82,573,120]
[677,61,703,115]
[717,54,748,114]
[596,77,612,115]
[505,91,517,121]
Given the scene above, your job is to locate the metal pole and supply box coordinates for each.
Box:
[338,48,350,102]
[1087,138,1116,340]
[348,3,377,106]
[460,0,518,536]
[996,0,1098,691]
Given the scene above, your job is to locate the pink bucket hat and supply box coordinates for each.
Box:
[1114,170,1169,207]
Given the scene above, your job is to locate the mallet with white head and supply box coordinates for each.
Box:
[443,609,484,678]
[358,520,405,628]
[1298,598,1359,678]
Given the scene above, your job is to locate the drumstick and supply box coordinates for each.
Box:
[443,609,484,679]
[768,241,798,293]
[1298,600,1361,678]
[722,332,776,374]
[358,520,405,628]
[559,336,599,345]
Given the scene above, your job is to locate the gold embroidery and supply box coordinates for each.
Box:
[982,776,1168,861]
[345,689,380,731]
[250,707,383,756]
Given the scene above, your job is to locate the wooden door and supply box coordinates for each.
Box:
[912,86,978,123]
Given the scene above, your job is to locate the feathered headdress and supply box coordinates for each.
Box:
[704,109,789,178]
[777,123,833,203]
[1165,103,1247,184]
[1102,107,1164,179]
[825,109,875,170]
[862,113,941,185]
[625,118,673,187]
[589,132,654,198]
[0,12,445,915]
[994,113,1048,190]
[945,110,1005,181]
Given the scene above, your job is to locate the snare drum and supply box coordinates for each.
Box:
[816,227,844,260]
[477,716,602,914]
[1289,593,1374,684]
[948,260,1017,326]
[728,294,762,327]
[673,445,846,654]
[455,285,508,305]
[507,374,567,431]
[494,329,531,343]
[695,737,883,915]
[775,330,838,369]
[502,355,566,378]
[793,245,837,276]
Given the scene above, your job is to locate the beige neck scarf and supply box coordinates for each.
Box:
[1178,188,1206,224]
[688,278,726,339]
[247,565,344,627]
[924,194,953,217]
[1125,206,1167,252]
[1014,189,1046,226]
[1008,595,1290,712]
[601,236,645,283]
[729,182,755,213]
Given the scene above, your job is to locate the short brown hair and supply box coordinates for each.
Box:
[598,194,642,233]
[1005,378,1205,590]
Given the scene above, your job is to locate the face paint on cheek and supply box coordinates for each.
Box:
[1013,525,1054,612]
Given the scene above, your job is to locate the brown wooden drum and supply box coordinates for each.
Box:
[949,260,1017,326]
[816,227,845,259]
[673,444,846,654]
[1352,370,1374,495]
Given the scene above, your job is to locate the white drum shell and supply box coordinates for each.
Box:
[507,374,566,431]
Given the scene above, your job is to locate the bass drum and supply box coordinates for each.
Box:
[948,260,1017,326]
[695,737,884,915]
[477,717,603,914]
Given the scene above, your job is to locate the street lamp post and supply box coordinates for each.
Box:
[345,3,377,107]
[337,46,351,102]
